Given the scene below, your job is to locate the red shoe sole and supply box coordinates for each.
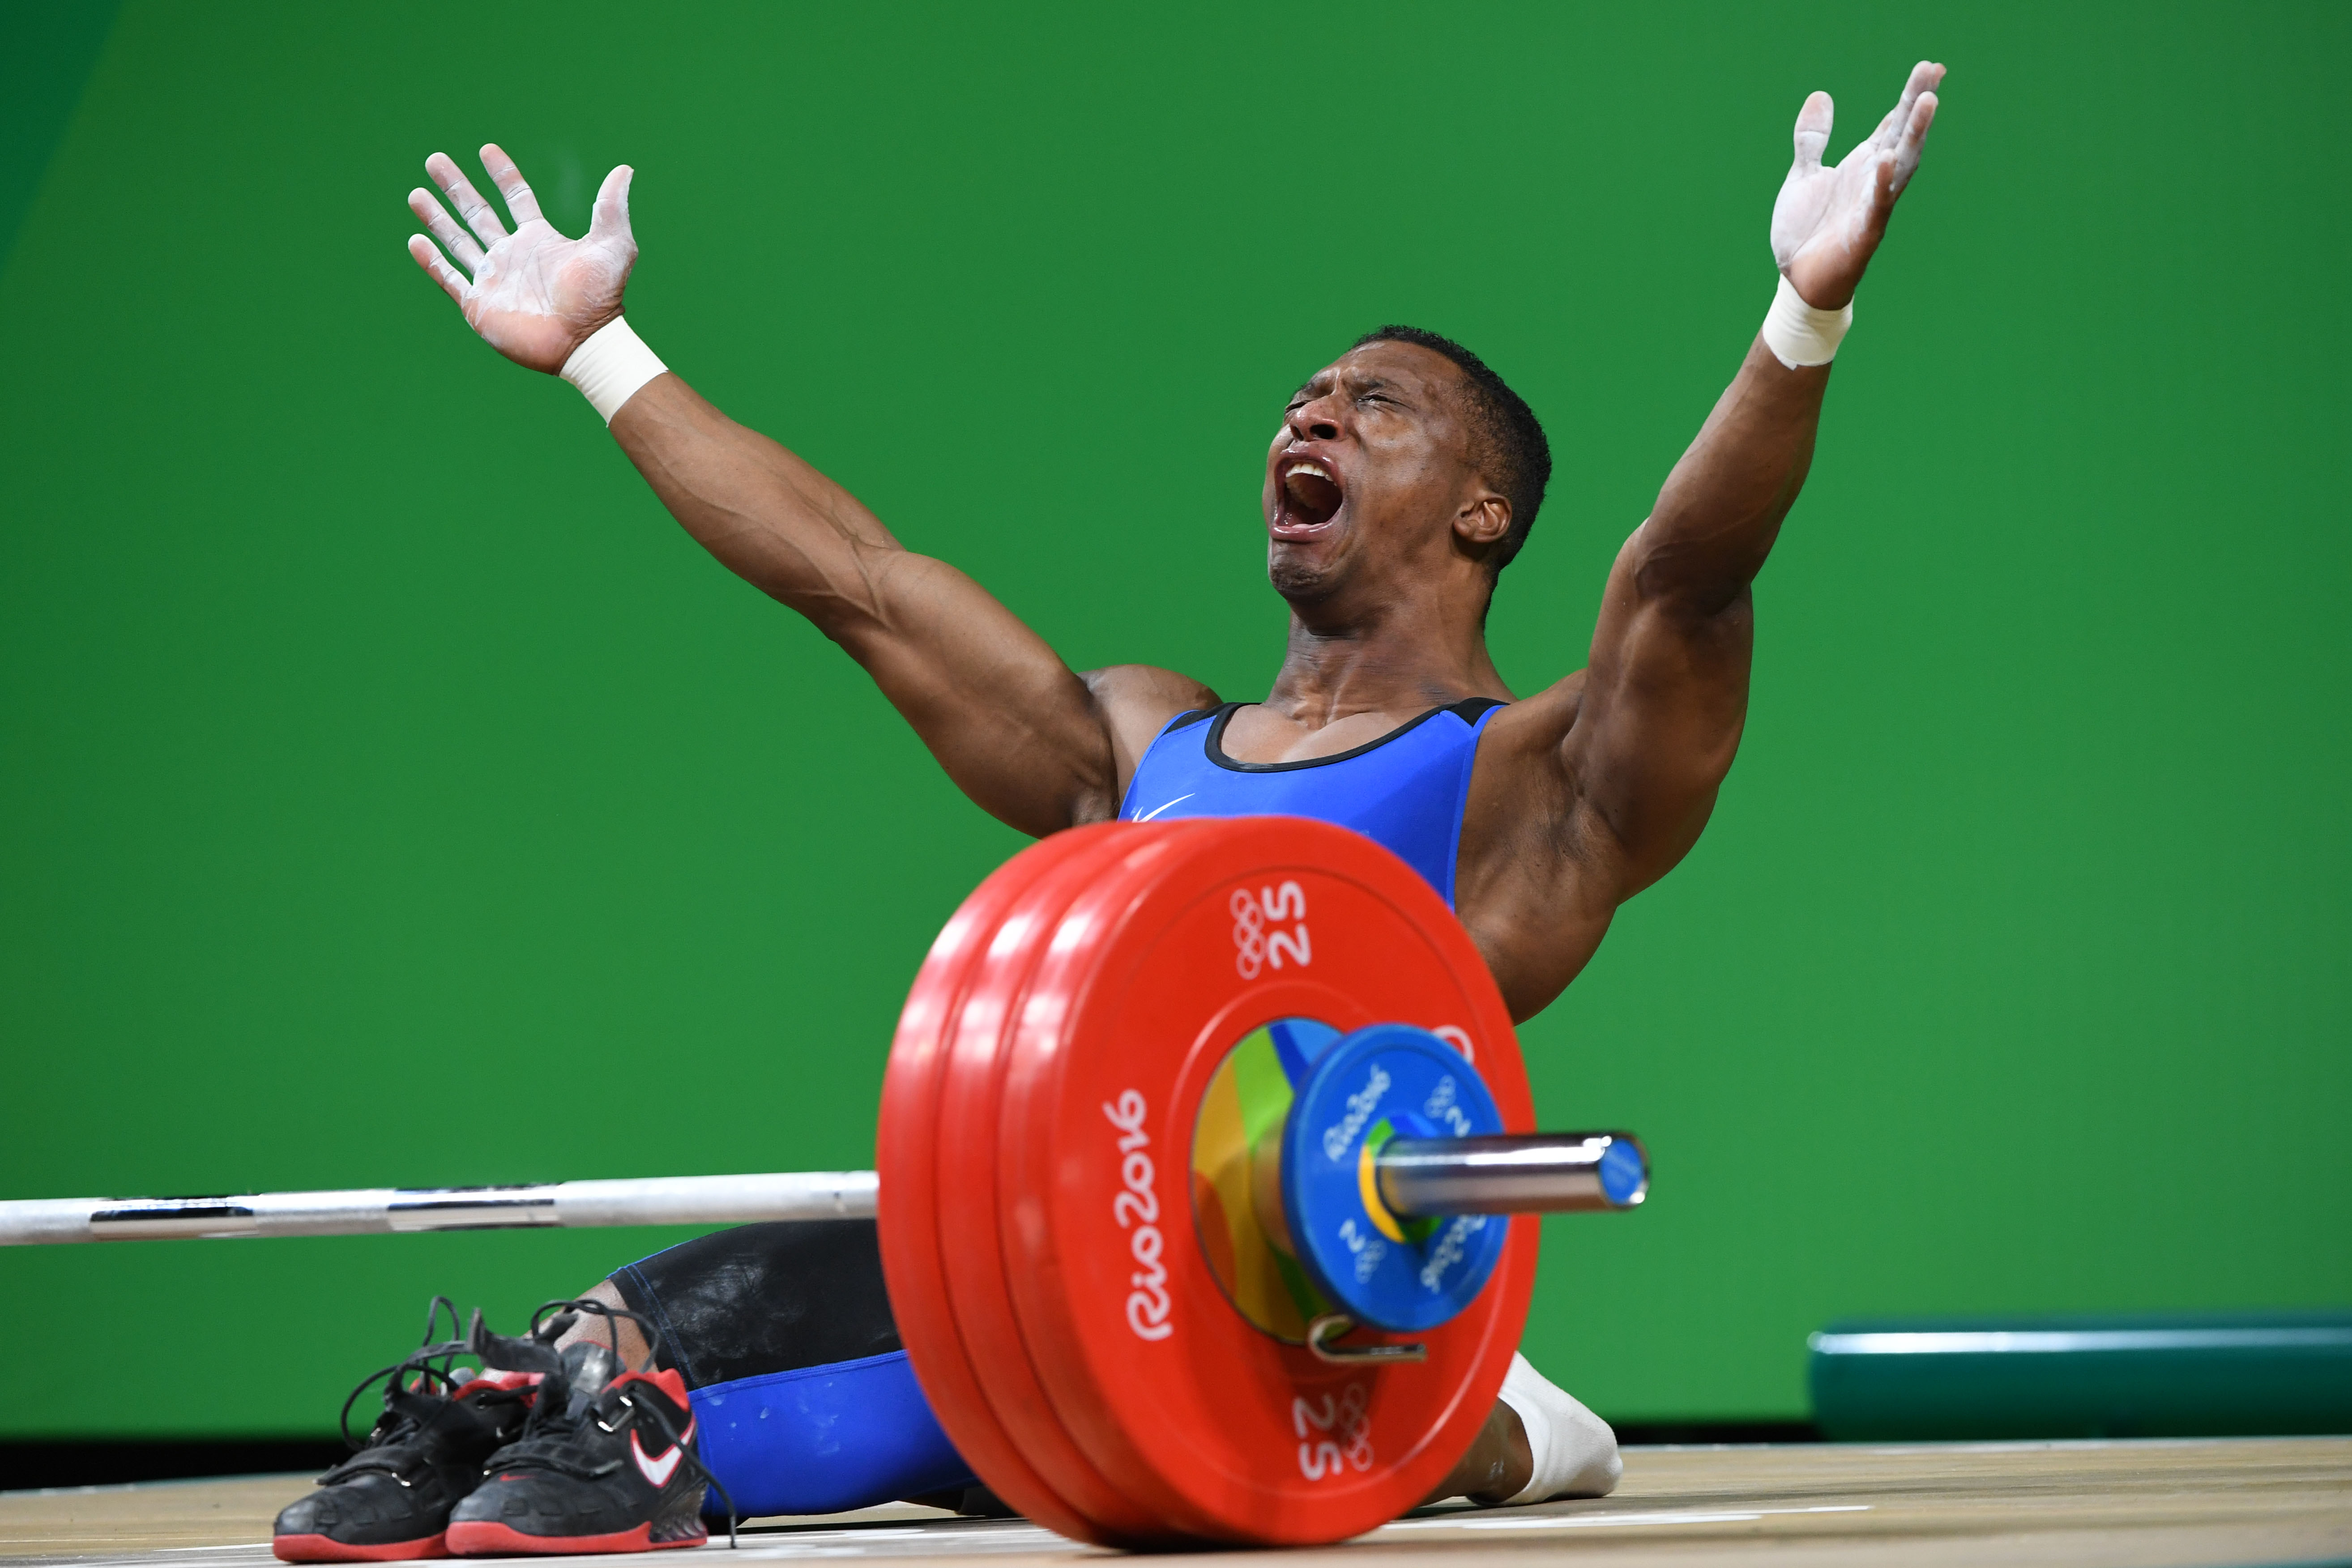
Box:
[273,1533,449,1563]
[444,1521,705,1555]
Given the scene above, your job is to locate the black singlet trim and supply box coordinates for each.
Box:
[1202,697,1505,775]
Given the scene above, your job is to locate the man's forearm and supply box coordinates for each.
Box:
[608,374,902,635]
[1636,340,1828,616]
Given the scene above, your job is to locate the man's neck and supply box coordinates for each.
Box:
[1262,594,1511,729]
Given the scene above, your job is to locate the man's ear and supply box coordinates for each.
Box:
[1454,490,1512,550]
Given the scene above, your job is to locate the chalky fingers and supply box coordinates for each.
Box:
[407,187,486,274]
[405,234,469,305]
[478,143,546,230]
[423,151,509,249]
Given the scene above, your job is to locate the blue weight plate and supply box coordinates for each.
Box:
[1279,1023,1510,1334]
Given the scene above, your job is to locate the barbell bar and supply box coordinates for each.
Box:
[0,1172,880,1245]
[0,1129,1643,1247]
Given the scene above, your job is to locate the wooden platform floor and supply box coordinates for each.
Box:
[3,1438,2347,1568]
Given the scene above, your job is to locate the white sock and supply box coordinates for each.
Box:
[1494,1352,1622,1504]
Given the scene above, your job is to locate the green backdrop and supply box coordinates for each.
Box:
[4,1,2346,1438]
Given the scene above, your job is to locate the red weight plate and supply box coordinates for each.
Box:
[935,822,1209,1544]
[998,817,1536,1546]
[975,826,1235,1542]
[875,822,1129,1544]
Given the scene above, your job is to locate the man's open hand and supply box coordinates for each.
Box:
[406,146,638,375]
[1771,61,1943,311]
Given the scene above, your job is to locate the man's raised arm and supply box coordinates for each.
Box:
[404,146,1195,836]
[1564,62,1943,891]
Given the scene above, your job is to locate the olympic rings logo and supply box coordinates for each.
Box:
[1232,881,1312,980]
[1294,1382,1374,1480]
[1231,889,1268,977]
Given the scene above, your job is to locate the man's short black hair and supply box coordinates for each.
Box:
[1352,324,1551,582]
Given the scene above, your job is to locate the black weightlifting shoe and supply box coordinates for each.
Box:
[273,1299,542,1563]
[446,1300,734,1556]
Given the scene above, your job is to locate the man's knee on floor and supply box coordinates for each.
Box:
[550,1279,655,1370]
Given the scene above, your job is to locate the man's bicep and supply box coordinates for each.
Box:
[1564,537,1754,888]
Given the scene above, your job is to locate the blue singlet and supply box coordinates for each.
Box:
[1118,699,1506,906]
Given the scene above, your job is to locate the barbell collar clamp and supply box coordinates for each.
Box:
[1306,1313,1428,1365]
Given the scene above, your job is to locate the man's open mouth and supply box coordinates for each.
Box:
[1273,458,1343,536]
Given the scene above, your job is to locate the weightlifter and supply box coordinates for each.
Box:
[272,60,1943,1560]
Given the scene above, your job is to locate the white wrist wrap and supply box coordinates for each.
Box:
[1760,273,1853,369]
[560,317,667,423]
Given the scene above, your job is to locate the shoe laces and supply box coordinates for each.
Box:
[324,1296,524,1483]
[477,1298,738,1548]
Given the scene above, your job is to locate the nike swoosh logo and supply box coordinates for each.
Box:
[1134,793,1195,822]
[631,1427,686,1489]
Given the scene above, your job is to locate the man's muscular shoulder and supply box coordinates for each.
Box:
[1453,669,1628,1019]
[1078,665,1220,819]
[1466,668,1586,821]
[1459,669,1612,884]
